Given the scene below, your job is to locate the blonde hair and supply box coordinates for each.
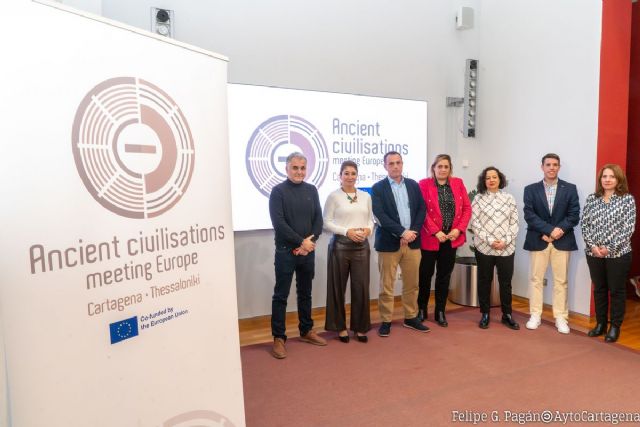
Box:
[430,154,452,177]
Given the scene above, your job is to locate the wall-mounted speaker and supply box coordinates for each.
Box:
[463,59,478,138]
[456,7,474,30]
[151,7,174,38]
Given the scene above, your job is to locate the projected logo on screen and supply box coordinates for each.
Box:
[246,115,329,197]
[72,77,195,218]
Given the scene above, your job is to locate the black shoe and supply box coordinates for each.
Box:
[501,313,520,330]
[417,308,427,323]
[605,326,620,343]
[355,333,368,343]
[479,313,490,329]
[338,334,350,343]
[378,322,391,337]
[435,311,448,327]
[403,317,431,333]
[588,323,607,337]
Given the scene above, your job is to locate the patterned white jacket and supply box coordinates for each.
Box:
[471,190,519,256]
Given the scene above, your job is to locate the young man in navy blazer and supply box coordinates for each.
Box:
[523,153,580,334]
[372,151,429,336]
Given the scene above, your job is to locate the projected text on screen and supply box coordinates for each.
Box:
[228,84,428,231]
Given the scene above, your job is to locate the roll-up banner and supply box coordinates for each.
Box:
[0,2,245,426]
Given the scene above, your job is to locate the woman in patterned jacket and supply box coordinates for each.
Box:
[471,166,520,330]
[581,164,636,343]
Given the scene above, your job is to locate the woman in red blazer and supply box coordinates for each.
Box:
[418,154,471,327]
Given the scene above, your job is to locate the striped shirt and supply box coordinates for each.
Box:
[544,180,558,214]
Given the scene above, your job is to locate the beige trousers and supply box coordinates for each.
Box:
[377,246,421,322]
[529,243,571,320]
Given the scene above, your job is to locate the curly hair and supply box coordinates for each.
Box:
[476,166,507,193]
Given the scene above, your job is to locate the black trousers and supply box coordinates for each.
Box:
[586,252,632,327]
[474,251,515,314]
[418,240,457,313]
[271,248,315,340]
[325,235,371,333]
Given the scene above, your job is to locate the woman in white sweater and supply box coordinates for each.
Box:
[324,161,374,343]
[471,166,520,330]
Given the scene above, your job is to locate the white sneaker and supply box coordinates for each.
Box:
[526,315,541,330]
[555,318,570,334]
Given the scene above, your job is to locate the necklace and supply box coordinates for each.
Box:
[341,187,358,204]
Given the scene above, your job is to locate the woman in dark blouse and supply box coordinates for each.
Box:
[418,154,471,326]
[581,164,636,343]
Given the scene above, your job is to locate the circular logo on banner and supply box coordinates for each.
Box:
[72,77,195,218]
[245,115,329,197]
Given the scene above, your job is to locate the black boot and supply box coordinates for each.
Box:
[605,325,620,343]
[501,313,520,330]
[435,311,448,327]
[417,308,427,323]
[587,323,607,337]
[479,313,489,329]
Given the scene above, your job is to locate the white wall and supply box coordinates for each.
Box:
[96,0,482,319]
[59,0,101,15]
[66,0,602,317]
[476,0,602,316]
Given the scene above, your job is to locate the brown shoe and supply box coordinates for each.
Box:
[271,338,287,359]
[299,330,327,346]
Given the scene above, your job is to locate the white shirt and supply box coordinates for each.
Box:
[471,190,519,256]
[323,188,374,236]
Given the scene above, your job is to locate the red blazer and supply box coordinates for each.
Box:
[419,177,472,251]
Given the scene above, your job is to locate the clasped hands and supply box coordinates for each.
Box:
[434,229,460,244]
[400,230,418,246]
[346,227,370,243]
[541,227,564,243]
[490,240,507,251]
[590,245,610,258]
[293,235,315,256]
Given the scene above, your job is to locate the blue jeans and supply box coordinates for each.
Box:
[271,247,315,339]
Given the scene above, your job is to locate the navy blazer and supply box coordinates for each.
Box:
[372,177,426,252]
[523,179,580,251]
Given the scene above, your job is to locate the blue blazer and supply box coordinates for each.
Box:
[522,179,580,251]
[372,177,426,252]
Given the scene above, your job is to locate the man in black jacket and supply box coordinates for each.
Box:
[268,152,326,359]
[372,151,429,337]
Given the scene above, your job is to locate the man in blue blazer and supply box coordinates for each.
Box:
[523,153,580,334]
[372,151,428,337]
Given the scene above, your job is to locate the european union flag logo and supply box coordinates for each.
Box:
[109,316,139,344]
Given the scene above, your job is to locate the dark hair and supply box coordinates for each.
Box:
[476,166,507,193]
[340,160,358,174]
[383,151,402,164]
[595,163,629,196]
[430,154,452,177]
[541,153,560,165]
